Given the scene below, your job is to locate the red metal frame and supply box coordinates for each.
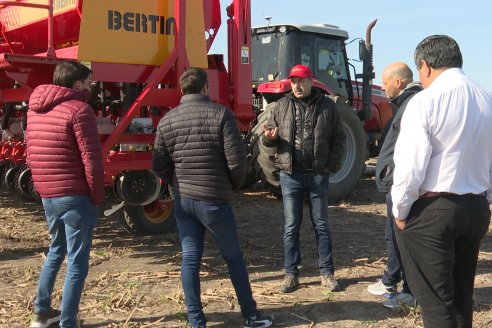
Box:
[226,0,252,131]
[0,0,252,187]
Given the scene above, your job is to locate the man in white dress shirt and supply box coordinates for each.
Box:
[391,35,492,328]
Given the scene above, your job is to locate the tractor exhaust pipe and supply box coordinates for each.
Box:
[356,19,377,121]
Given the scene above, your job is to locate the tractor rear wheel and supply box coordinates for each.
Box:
[241,105,276,189]
[328,98,366,201]
[242,102,281,196]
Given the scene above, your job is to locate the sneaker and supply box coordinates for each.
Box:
[244,311,273,328]
[367,279,397,296]
[30,309,61,328]
[321,274,339,291]
[383,292,415,309]
[280,274,299,293]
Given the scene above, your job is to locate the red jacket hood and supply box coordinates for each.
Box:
[29,84,85,113]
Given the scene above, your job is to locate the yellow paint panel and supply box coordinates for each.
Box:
[78,0,176,66]
[184,0,207,68]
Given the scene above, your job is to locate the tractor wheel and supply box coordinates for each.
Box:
[241,107,273,189]
[329,98,366,201]
[116,191,175,235]
[241,135,261,189]
[246,102,281,196]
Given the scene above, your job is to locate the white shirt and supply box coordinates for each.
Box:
[392,68,492,220]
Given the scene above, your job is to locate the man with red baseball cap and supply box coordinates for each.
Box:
[287,64,314,79]
[263,64,345,294]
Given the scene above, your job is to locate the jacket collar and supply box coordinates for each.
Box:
[391,82,423,108]
[180,94,210,104]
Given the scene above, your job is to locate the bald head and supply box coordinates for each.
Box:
[381,62,413,99]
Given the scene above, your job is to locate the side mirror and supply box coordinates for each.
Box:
[358,39,365,61]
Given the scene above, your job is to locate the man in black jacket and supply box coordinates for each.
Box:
[152,68,272,328]
[262,64,345,293]
[367,62,422,309]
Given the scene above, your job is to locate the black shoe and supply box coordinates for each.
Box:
[244,311,273,328]
[30,309,61,328]
[280,274,299,293]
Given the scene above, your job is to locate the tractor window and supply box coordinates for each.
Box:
[315,37,349,98]
[252,34,281,82]
[299,36,314,72]
[252,31,314,83]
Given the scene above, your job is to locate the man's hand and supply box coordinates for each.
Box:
[394,218,406,230]
[263,125,278,140]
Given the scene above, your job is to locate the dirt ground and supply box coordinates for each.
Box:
[1,170,492,328]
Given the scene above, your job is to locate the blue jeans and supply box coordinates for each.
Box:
[35,195,97,328]
[382,191,410,294]
[279,170,334,276]
[174,195,257,327]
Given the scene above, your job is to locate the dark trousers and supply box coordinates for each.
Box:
[395,194,490,328]
[382,192,410,294]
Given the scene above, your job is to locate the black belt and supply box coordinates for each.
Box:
[419,191,486,199]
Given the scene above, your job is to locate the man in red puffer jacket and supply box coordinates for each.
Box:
[26,60,104,328]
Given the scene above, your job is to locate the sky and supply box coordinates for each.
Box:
[210,0,492,90]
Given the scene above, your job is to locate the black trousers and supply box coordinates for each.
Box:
[382,191,410,293]
[395,194,490,328]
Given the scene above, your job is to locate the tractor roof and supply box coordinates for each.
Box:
[253,24,349,39]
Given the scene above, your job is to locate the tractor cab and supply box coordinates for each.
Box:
[252,24,354,109]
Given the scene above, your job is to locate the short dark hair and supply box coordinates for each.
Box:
[179,68,207,95]
[53,60,92,88]
[414,35,463,70]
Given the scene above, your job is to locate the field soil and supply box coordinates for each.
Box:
[1,170,492,327]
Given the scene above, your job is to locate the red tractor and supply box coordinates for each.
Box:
[244,22,392,200]
[0,0,390,235]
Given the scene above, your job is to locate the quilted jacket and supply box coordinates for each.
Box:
[152,94,246,202]
[26,84,104,205]
[263,88,345,174]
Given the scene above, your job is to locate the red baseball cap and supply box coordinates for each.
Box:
[287,64,313,79]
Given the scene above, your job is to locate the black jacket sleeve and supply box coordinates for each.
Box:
[152,124,174,184]
[223,110,247,190]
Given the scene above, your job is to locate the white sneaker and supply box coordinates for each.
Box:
[383,292,415,309]
[367,279,397,296]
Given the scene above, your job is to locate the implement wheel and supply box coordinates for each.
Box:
[117,194,175,236]
[17,166,40,201]
[4,163,22,192]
